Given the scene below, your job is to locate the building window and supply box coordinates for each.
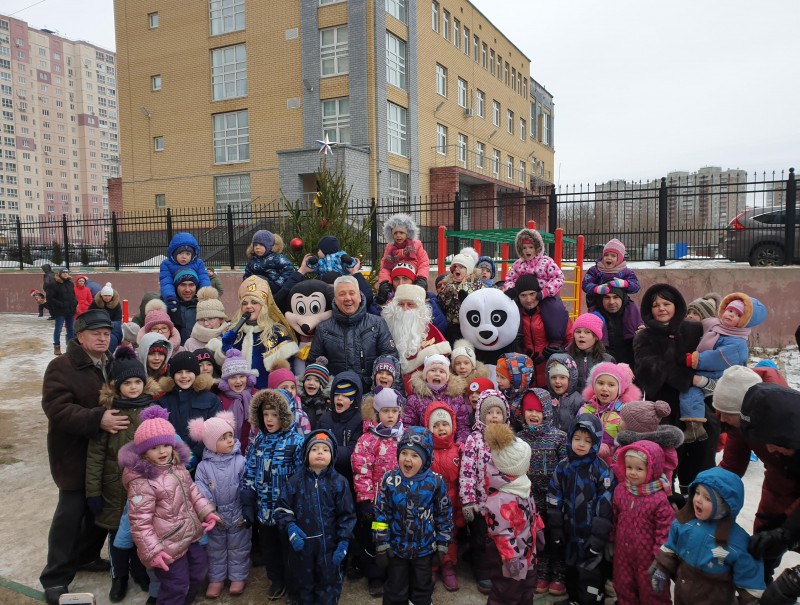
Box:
[507,109,514,134]
[386,0,407,23]
[489,49,495,75]
[155,193,166,209]
[436,123,447,155]
[463,26,470,56]
[520,160,526,185]
[492,149,500,176]
[151,75,162,91]
[211,44,247,100]
[214,173,251,208]
[457,133,467,164]
[473,35,479,62]
[504,62,510,86]
[457,78,467,108]
[319,0,345,4]
[453,18,460,49]
[442,10,449,40]
[507,156,514,180]
[386,32,407,91]
[387,102,407,157]
[512,67,517,92]
[497,55,502,80]
[388,170,409,203]
[210,0,245,36]
[431,1,439,32]
[481,43,487,69]
[476,90,485,118]
[543,111,552,146]
[476,142,485,169]
[492,100,500,127]
[213,110,249,163]
[148,12,159,28]
[153,136,164,151]
[320,26,348,76]
[322,97,350,144]
[436,64,447,97]
[523,78,528,99]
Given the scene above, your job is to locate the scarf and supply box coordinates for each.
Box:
[597,260,627,275]
[190,321,228,347]
[626,473,670,496]
[372,421,404,439]
[497,474,532,499]
[381,241,417,270]
[697,317,751,353]
[219,385,254,437]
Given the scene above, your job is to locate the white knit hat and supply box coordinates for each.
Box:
[486,424,531,478]
[428,408,452,430]
[451,246,479,274]
[100,282,114,297]
[424,354,450,371]
[451,339,477,368]
[712,365,763,414]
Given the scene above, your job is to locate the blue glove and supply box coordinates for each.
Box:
[333,542,348,566]
[165,296,178,313]
[87,496,103,518]
[288,523,306,552]
[240,489,256,526]
[221,329,238,350]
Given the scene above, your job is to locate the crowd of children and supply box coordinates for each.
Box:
[44,217,793,605]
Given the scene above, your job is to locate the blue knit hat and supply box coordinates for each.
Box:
[318,235,340,255]
[173,268,199,286]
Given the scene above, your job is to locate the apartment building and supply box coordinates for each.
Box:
[114,0,555,228]
[0,15,119,244]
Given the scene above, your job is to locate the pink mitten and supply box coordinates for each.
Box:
[202,512,221,533]
[598,443,611,461]
[150,551,174,571]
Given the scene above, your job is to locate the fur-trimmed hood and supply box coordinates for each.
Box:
[718,292,767,329]
[616,423,684,450]
[118,439,192,480]
[93,289,120,309]
[514,228,544,258]
[137,332,175,369]
[54,272,72,284]
[383,213,419,241]
[99,379,161,408]
[410,369,466,399]
[158,372,214,395]
[249,388,294,433]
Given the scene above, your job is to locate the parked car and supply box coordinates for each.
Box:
[726,206,800,266]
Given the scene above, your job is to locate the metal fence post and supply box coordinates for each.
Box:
[227,205,236,270]
[785,167,796,265]
[658,177,667,267]
[453,191,461,252]
[369,197,378,268]
[15,216,23,271]
[111,212,120,270]
[166,208,173,245]
[62,214,70,271]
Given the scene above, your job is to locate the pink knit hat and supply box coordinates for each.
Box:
[619,400,671,433]
[583,362,642,403]
[573,313,604,341]
[134,406,176,454]
[188,410,236,453]
[603,238,626,261]
[725,299,745,316]
[267,358,296,389]
[140,299,175,335]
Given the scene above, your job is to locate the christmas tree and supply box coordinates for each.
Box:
[283,161,372,276]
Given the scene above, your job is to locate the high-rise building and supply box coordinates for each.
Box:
[0,15,119,243]
[112,0,555,225]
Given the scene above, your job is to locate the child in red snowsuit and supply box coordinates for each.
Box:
[610,440,674,605]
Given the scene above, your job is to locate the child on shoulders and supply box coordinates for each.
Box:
[306,235,357,278]
[159,233,212,312]
[581,238,640,311]
[243,230,296,293]
[377,213,431,293]
[437,246,484,343]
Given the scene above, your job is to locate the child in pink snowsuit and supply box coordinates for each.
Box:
[610,440,674,605]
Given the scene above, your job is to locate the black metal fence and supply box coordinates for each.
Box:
[0,168,796,270]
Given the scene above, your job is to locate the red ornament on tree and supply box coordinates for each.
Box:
[319,219,328,228]
[289,237,304,251]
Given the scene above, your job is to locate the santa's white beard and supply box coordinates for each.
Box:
[383,303,431,360]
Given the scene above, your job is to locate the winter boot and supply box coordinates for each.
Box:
[205,581,224,598]
[54,344,62,356]
[440,562,459,591]
[229,580,246,596]
[109,577,128,603]
[682,419,708,444]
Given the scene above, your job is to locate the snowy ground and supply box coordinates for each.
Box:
[0,313,797,604]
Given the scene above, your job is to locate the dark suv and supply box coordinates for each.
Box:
[726,206,800,266]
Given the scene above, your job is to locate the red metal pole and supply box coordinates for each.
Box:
[473,239,481,255]
[527,219,537,230]
[122,299,129,323]
[501,243,509,279]
[554,228,563,266]
[438,226,446,274]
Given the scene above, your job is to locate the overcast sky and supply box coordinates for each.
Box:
[4,0,798,186]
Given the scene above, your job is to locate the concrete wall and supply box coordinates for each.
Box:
[3,265,799,348]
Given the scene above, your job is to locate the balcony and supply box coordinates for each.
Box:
[430,144,552,192]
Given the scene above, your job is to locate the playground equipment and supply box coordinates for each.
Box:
[438,221,585,319]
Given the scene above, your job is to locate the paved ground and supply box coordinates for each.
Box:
[1,313,797,604]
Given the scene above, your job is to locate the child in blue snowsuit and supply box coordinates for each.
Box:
[159,232,212,310]
[547,413,615,605]
[373,427,453,605]
[306,235,358,277]
[275,429,356,605]
[680,292,767,443]
[650,467,764,605]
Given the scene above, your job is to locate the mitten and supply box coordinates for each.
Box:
[288,522,306,552]
[608,278,629,288]
[333,542,348,566]
[593,285,610,295]
[221,329,238,350]
[150,551,174,572]
[375,545,392,569]
[306,256,319,268]
[87,496,103,518]
[749,527,794,561]
[462,502,478,523]
[503,557,525,577]
[760,566,800,605]
[356,500,375,522]
[649,562,669,593]
[667,492,686,512]
[341,254,354,266]
[604,542,614,562]
[579,547,603,571]
[685,352,695,367]
[240,489,256,526]
[165,296,178,313]
[598,443,611,460]
[542,344,564,359]
[376,281,392,305]
[414,276,429,291]
[202,512,221,533]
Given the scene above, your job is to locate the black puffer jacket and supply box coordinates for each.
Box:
[632,283,703,421]
[307,298,398,392]
[45,273,77,317]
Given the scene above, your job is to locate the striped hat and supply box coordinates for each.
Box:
[134,406,176,455]
[334,380,358,398]
[303,357,331,388]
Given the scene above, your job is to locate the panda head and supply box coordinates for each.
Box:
[458,288,520,351]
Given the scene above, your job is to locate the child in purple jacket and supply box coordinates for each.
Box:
[581,238,640,311]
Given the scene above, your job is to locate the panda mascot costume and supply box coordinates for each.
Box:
[284,279,333,374]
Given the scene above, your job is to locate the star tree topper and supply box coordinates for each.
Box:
[316,133,337,155]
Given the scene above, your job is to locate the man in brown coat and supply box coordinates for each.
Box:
[39,309,131,605]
